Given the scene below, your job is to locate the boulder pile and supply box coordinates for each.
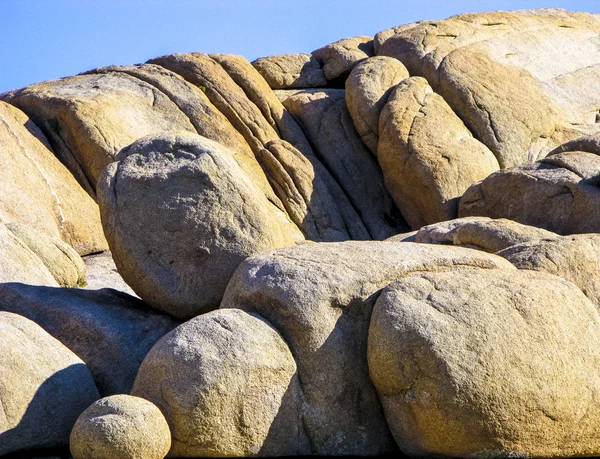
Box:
[2,8,600,458]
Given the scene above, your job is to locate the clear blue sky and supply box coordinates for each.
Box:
[1,0,599,93]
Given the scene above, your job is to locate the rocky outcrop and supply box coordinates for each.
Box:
[252,53,327,88]
[377,9,600,168]
[460,150,600,234]
[414,217,559,253]
[221,241,513,455]
[0,283,177,396]
[378,77,499,228]
[0,101,107,255]
[369,268,600,457]
[312,36,375,82]
[0,311,99,455]
[97,133,301,319]
[70,395,171,459]
[132,309,304,457]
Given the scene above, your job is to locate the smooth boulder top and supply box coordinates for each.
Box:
[132,309,305,457]
[252,53,327,89]
[369,268,600,457]
[0,311,100,456]
[414,216,559,253]
[0,101,107,255]
[312,36,375,81]
[222,241,514,456]
[97,133,300,319]
[0,283,178,396]
[70,395,171,459]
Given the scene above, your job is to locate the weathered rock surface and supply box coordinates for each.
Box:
[460,150,600,234]
[132,309,305,457]
[0,311,99,455]
[312,36,375,81]
[0,221,58,286]
[2,72,196,192]
[281,88,406,239]
[414,216,559,253]
[98,133,301,319]
[377,9,600,168]
[221,241,514,455]
[498,234,600,309]
[378,77,499,228]
[6,223,86,287]
[345,56,409,154]
[252,53,327,88]
[70,395,171,459]
[0,283,177,395]
[0,101,107,255]
[149,52,364,241]
[82,251,136,296]
[369,268,600,457]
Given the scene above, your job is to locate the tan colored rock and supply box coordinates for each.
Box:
[377,9,600,168]
[385,230,417,242]
[281,88,407,239]
[415,217,559,253]
[6,223,86,287]
[346,56,409,154]
[82,251,136,296]
[0,283,178,395]
[0,101,107,255]
[498,234,600,309]
[98,133,301,319]
[378,77,499,229]
[252,53,327,88]
[3,72,196,192]
[312,36,375,81]
[132,309,306,457]
[460,150,600,234]
[70,395,171,459]
[0,311,100,455]
[150,52,365,241]
[369,268,600,457]
[221,241,514,455]
[0,221,58,286]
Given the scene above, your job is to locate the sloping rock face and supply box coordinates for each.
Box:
[369,268,600,457]
[97,133,300,319]
[0,312,99,455]
[132,309,304,457]
[0,283,178,396]
[377,9,600,168]
[0,101,107,255]
[221,241,513,455]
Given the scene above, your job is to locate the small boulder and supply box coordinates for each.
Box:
[132,309,306,457]
[252,53,327,88]
[312,36,374,81]
[70,395,171,459]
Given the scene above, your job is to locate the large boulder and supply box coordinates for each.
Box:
[0,221,58,286]
[0,101,107,255]
[498,234,600,309]
[414,217,559,253]
[2,72,196,192]
[97,133,301,319]
[377,9,600,168]
[312,36,375,81]
[132,309,305,457]
[0,283,178,396]
[6,223,86,287]
[252,53,327,89]
[368,268,600,457]
[0,311,99,455]
[150,52,364,241]
[281,88,406,239]
[221,241,514,455]
[70,395,171,459]
[378,77,499,228]
[459,150,600,234]
[345,56,409,154]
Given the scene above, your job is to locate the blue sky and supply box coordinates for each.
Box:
[1,0,599,93]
